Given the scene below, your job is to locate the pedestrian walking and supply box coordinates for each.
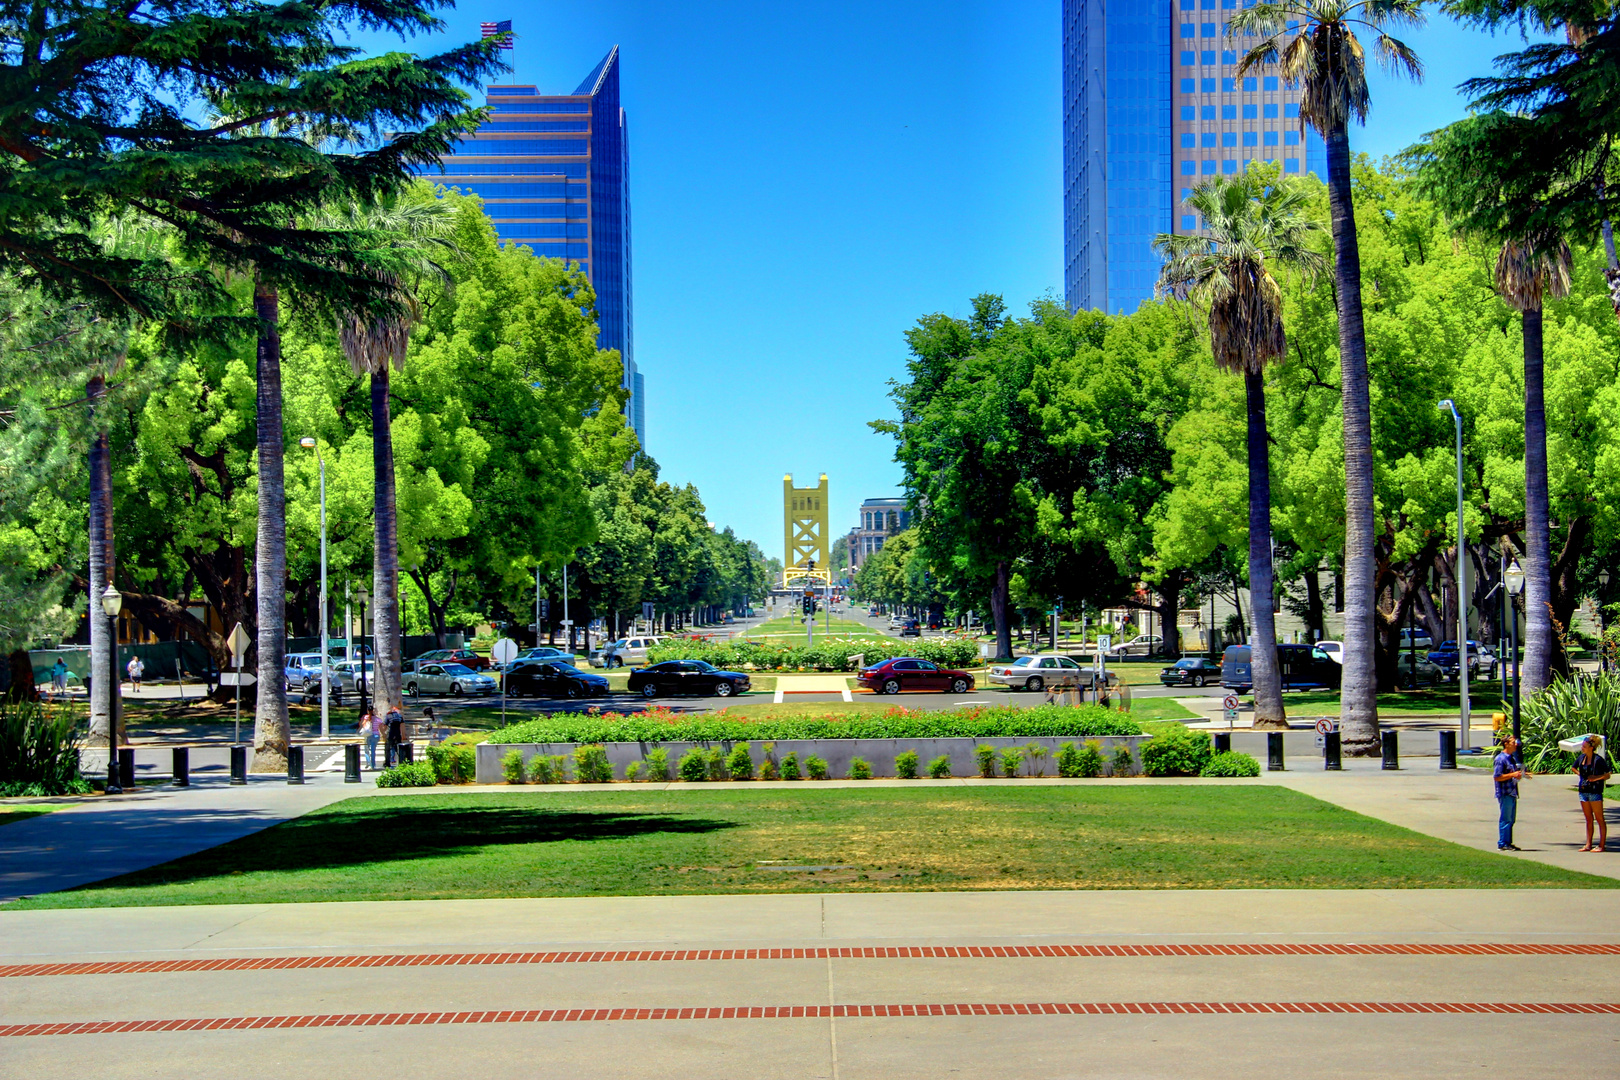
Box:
[126,655,144,692]
[1572,735,1612,853]
[359,709,378,771]
[51,658,68,698]
[383,703,404,767]
[1493,735,1525,851]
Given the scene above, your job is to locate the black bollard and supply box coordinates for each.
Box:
[344,742,361,783]
[1214,732,1231,754]
[1323,731,1341,771]
[1439,730,1457,770]
[397,742,414,765]
[1381,730,1399,770]
[286,744,305,785]
[230,744,248,785]
[118,747,135,790]
[172,747,190,787]
[1267,732,1286,771]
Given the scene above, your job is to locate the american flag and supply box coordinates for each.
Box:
[479,20,513,49]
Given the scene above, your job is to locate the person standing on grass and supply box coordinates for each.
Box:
[359,709,378,771]
[1573,736,1611,853]
[1494,735,1525,852]
[383,703,404,768]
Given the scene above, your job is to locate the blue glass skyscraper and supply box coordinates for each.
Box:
[1064,2,1327,315]
[425,47,643,448]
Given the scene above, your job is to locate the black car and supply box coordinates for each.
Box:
[900,617,921,637]
[628,660,752,699]
[1158,657,1221,687]
[503,661,609,699]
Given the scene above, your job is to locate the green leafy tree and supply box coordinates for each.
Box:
[1154,172,1325,728]
[1230,0,1425,751]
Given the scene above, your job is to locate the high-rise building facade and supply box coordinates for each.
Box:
[1063,2,1326,315]
[424,47,643,447]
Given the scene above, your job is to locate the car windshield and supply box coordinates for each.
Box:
[440,663,474,675]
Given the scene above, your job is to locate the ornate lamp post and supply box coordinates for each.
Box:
[1504,559,1526,741]
[99,583,123,795]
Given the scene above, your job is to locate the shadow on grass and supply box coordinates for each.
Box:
[65,803,739,893]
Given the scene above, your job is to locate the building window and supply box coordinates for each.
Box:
[1181,106,1196,120]
[1264,131,1279,146]
[1263,103,1278,118]
[1243,130,1258,146]
[1223,158,1237,173]
[1201,159,1217,174]
[1285,157,1300,172]
[1181,187,1193,201]
[1264,75,1279,90]
[1222,104,1237,119]
[1284,131,1300,145]
[1180,23,1195,37]
[1243,77,1257,91]
[1182,214,1198,230]
[1222,50,1237,64]
[1180,78,1196,93]
[1201,132,1217,147]
[1181,160,1196,175]
[1222,132,1237,146]
[1201,50,1216,65]
[1222,78,1235,92]
[1201,105,1216,119]
[1201,78,1216,92]
[1181,51,1196,66]
[1180,0,1194,8]
[1242,104,1257,119]
[1285,103,1300,118]
[1180,133,1195,148]
[1201,23,1217,36]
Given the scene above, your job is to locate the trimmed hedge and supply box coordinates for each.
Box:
[485,704,1142,746]
[375,762,436,787]
[645,635,980,672]
[1200,750,1261,777]
[1140,728,1214,777]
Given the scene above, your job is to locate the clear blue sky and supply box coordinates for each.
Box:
[378,2,1536,562]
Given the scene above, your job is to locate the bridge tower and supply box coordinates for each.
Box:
[782,474,830,588]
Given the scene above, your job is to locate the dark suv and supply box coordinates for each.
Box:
[1221,644,1341,693]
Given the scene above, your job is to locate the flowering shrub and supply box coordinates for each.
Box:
[645,635,979,671]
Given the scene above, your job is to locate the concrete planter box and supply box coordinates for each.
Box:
[475,735,1147,784]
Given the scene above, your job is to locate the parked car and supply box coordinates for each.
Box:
[504,661,608,699]
[857,658,975,695]
[282,652,327,691]
[1315,640,1344,665]
[899,617,921,637]
[987,654,1085,691]
[502,646,577,671]
[1106,634,1164,658]
[410,647,489,670]
[1394,652,1446,689]
[404,662,497,698]
[600,635,665,668]
[1398,627,1433,650]
[1158,657,1222,687]
[328,660,376,700]
[627,660,751,698]
[1220,644,1342,693]
[1426,640,1498,680]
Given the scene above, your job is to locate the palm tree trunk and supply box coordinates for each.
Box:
[1522,304,1554,693]
[372,367,403,714]
[86,373,119,748]
[1245,369,1286,729]
[1325,124,1379,754]
[251,277,290,772]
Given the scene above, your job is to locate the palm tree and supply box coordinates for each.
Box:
[324,194,462,717]
[250,272,290,772]
[1230,1,1424,753]
[1154,172,1325,729]
[1496,233,1572,693]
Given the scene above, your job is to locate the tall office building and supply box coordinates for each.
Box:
[425,47,643,448]
[1063,2,1326,315]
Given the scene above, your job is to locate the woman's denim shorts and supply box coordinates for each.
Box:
[1579,792,1605,803]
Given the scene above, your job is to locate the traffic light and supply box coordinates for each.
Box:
[802,592,815,615]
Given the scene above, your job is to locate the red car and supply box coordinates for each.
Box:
[410,648,490,671]
[857,657,975,695]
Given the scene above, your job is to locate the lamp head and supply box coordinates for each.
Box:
[299,437,316,449]
[1504,559,1526,597]
[100,583,123,617]
[1601,569,1611,588]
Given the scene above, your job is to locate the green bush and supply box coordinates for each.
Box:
[529,753,568,784]
[927,754,952,779]
[1000,747,1023,778]
[894,750,919,779]
[975,744,996,778]
[706,748,726,782]
[1520,674,1620,773]
[1024,743,1048,777]
[1058,741,1104,779]
[805,755,828,780]
[425,744,475,784]
[644,747,671,782]
[848,757,872,780]
[501,749,526,785]
[677,747,708,782]
[487,704,1140,747]
[780,751,801,780]
[1140,729,1210,777]
[625,760,643,782]
[573,744,613,783]
[1200,750,1261,777]
[1111,745,1135,777]
[727,742,755,780]
[0,702,90,796]
[645,634,980,672]
[375,761,436,787]
[758,755,778,780]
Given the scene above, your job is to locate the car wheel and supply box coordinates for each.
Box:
[882,678,901,695]
[405,682,419,698]
[1025,676,1044,692]
[1193,675,1205,688]
[565,684,581,699]
[714,681,735,698]
[950,677,969,694]
[450,682,463,697]
[640,683,659,699]
[1398,673,1412,690]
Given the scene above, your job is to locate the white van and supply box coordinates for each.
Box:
[600,636,665,668]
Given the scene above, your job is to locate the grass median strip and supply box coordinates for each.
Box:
[12,786,1609,910]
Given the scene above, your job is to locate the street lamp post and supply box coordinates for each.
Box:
[299,438,329,742]
[1505,559,1526,741]
[1439,399,1470,748]
[100,583,123,795]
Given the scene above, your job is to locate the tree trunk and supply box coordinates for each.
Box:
[251,278,290,771]
[1245,369,1287,729]
[372,367,403,715]
[1522,304,1554,694]
[86,373,120,748]
[1158,569,1186,660]
[1303,568,1325,642]
[991,559,1012,660]
[1325,123,1379,754]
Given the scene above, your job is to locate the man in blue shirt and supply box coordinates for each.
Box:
[1494,735,1525,851]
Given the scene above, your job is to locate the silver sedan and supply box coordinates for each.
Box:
[405,662,497,698]
[986,654,1085,691]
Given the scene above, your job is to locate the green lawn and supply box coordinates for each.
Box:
[0,808,53,827]
[1277,689,1508,717]
[744,615,888,639]
[15,786,1608,909]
